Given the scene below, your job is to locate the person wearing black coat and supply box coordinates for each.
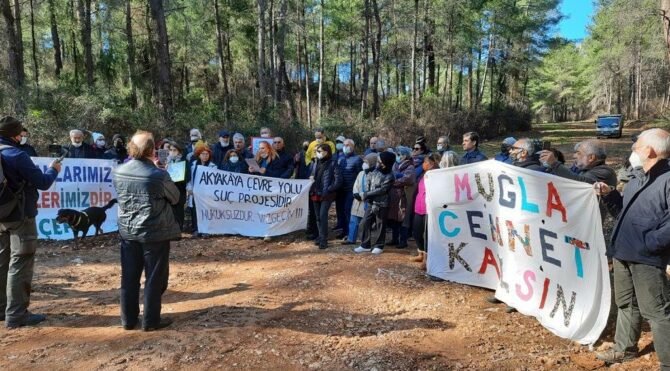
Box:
[210,130,234,168]
[104,134,128,164]
[309,144,342,249]
[165,141,190,231]
[18,127,37,157]
[65,129,98,159]
[272,137,295,179]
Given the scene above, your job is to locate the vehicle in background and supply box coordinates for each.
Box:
[595,114,623,138]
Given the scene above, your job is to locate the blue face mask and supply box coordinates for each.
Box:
[395,155,402,163]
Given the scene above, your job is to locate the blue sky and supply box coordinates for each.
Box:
[558,0,594,41]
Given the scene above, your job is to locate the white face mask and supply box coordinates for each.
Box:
[437,144,444,151]
[316,152,325,160]
[220,138,229,146]
[72,142,83,148]
[20,136,28,145]
[343,146,352,155]
[229,156,239,164]
[261,133,271,138]
[362,162,370,170]
[629,151,643,168]
[96,140,106,147]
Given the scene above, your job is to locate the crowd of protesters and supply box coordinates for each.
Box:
[2,117,670,370]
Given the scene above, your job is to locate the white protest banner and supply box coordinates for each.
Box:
[193,166,312,237]
[33,157,119,240]
[425,160,610,344]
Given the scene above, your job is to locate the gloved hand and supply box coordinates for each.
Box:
[353,193,362,201]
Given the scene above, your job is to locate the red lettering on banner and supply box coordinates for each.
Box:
[546,182,567,223]
[478,247,500,279]
[539,277,551,309]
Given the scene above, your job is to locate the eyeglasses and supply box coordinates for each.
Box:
[413,147,421,151]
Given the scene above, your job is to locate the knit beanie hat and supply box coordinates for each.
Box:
[0,116,23,138]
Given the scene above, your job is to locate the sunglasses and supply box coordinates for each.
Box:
[413,147,421,151]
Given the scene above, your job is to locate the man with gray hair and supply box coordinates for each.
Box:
[113,130,180,332]
[593,128,670,368]
[509,138,543,171]
[65,129,97,159]
[540,139,616,187]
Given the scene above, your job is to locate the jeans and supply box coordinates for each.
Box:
[0,218,38,325]
[335,190,354,234]
[347,215,362,243]
[361,205,388,249]
[413,213,427,252]
[612,259,670,367]
[313,200,333,248]
[120,239,171,328]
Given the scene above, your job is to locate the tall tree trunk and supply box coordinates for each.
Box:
[2,0,25,113]
[257,0,267,109]
[349,41,356,103]
[48,0,63,78]
[13,0,26,86]
[269,0,276,107]
[148,0,174,126]
[318,0,324,121]
[410,0,418,120]
[360,0,370,115]
[301,0,311,128]
[69,0,80,89]
[276,0,295,119]
[125,0,137,108]
[662,0,670,63]
[371,0,381,118]
[467,57,473,109]
[214,0,230,109]
[77,0,94,88]
[29,0,38,86]
[330,42,338,106]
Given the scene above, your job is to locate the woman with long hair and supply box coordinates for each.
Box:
[249,141,283,177]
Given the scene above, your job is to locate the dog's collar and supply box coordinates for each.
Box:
[72,212,90,228]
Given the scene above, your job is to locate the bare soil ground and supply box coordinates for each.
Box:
[0,121,665,370]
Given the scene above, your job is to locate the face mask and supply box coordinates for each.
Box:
[437,144,444,151]
[230,156,239,164]
[220,139,229,146]
[395,155,402,163]
[96,140,106,147]
[72,142,83,148]
[362,162,370,171]
[501,144,511,153]
[336,143,344,151]
[20,136,28,145]
[190,136,200,142]
[629,151,643,168]
[316,152,325,160]
[260,153,269,159]
[261,134,271,138]
[343,146,352,155]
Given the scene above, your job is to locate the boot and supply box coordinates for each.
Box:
[410,250,424,262]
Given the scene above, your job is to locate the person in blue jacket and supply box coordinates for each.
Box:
[334,138,363,239]
[493,137,516,164]
[0,116,60,328]
[461,131,487,164]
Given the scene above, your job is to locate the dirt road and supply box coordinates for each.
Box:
[0,121,663,370]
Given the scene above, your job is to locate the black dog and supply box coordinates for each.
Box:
[56,199,118,249]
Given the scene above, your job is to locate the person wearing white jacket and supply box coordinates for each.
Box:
[342,153,378,245]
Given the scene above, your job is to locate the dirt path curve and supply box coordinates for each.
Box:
[0,121,662,370]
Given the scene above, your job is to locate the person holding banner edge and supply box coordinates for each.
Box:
[593,128,670,369]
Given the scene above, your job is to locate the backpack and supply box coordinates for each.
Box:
[0,145,25,221]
